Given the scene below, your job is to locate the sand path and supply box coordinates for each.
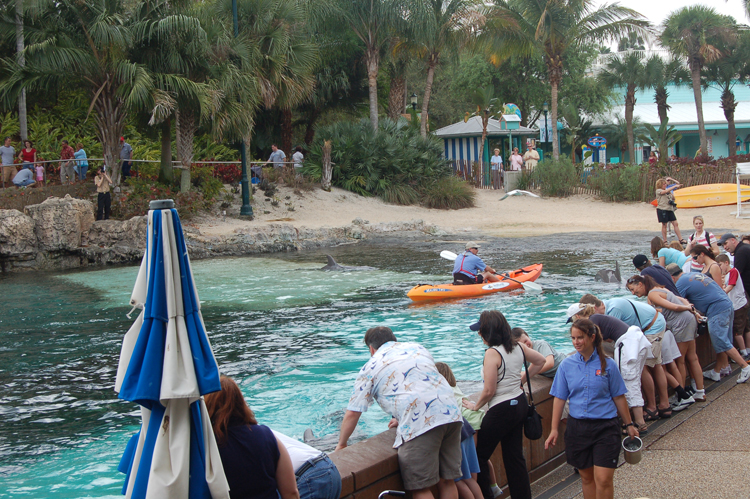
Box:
[194,185,750,238]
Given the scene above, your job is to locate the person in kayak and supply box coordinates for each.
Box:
[453,242,500,285]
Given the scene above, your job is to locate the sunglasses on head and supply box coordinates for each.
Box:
[626,277,640,285]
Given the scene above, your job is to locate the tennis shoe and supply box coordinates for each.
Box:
[671,396,694,411]
[737,366,750,384]
[703,369,721,382]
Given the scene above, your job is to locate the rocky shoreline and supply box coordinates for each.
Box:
[0,196,447,273]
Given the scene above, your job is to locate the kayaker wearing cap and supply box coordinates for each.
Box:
[667,264,750,384]
[453,242,500,285]
[632,254,681,296]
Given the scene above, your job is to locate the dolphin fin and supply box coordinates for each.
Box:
[303,428,315,442]
[615,261,621,282]
[326,255,337,267]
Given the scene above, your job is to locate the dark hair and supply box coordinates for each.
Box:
[571,319,607,373]
[715,254,730,264]
[24,140,32,147]
[579,293,603,307]
[295,146,303,153]
[478,310,514,353]
[626,274,659,293]
[364,326,397,350]
[650,237,665,258]
[510,327,528,341]
[434,362,456,387]
[204,376,257,445]
[690,244,714,259]
[62,139,68,145]
[271,143,278,148]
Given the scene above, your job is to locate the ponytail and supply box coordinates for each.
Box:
[571,319,608,373]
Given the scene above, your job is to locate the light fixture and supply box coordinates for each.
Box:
[543,102,549,112]
[410,93,418,111]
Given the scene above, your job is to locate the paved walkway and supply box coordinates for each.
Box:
[532,364,749,499]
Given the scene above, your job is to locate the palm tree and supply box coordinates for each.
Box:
[560,101,593,164]
[14,0,26,141]
[487,0,650,160]
[639,119,682,161]
[403,0,481,137]
[466,86,501,184]
[618,31,645,52]
[332,0,402,131]
[0,0,154,184]
[701,32,749,157]
[644,55,688,126]
[600,115,645,161]
[598,51,647,163]
[660,6,737,157]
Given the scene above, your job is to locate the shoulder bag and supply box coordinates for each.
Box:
[520,346,543,440]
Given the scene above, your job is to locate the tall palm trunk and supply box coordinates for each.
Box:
[176,107,196,192]
[420,57,438,138]
[387,75,405,120]
[550,81,560,160]
[625,84,636,163]
[366,47,379,131]
[281,108,293,155]
[15,0,27,141]
[304,108,320,145]
[93,90,125,185]
[721,87,737,157]
[159,118,173,184]
[689,61,707,155]
[654,86,669,126]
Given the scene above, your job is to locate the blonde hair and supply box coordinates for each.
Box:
[576,303,597,319]
[655,178,666,189]
[692,215,704,224]
[669,240,684,251]
[434,362,456,387]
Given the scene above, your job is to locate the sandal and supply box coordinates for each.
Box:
[643,408,660,421]
[658,407,673,419]
[680,239,687,245]
[622,423,648,436]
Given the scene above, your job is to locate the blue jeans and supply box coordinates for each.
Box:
[76,165,88,181]
[14,177,34,187]
[708,306,734,353]
[296,455,341,499]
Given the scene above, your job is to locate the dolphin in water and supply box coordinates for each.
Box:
[595,261,622,283]
[320,255,377,271]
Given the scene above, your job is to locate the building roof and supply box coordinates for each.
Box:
[596,101,750,130]
[434,116,537,138]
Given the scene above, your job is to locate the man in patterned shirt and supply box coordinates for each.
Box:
[336,326,463,499]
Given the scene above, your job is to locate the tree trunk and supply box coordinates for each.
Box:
[176,107,196,192]
[281,108,293,155]
[722,88,737,157]
[159,118,173,184]
[420,58,437,138]
[387,75,405,120]
[551,81,559,160]
[321,139,332,191]
[15,0,27,141]
[366,47,379,131]
[690,63,707,155]
[625,85,636,164]
[304,108,320,145]
[93,91,125,186]
[654,86,669,126]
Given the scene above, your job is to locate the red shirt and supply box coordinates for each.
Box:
[61,145,74,160]
[20,148,36,162]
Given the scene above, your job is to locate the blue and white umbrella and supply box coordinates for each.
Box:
[115,200,230,499]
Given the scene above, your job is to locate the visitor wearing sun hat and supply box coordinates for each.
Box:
[453,242,500,285]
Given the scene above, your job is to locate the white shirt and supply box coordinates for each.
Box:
[292,151,304,168]
[271,430,322,471]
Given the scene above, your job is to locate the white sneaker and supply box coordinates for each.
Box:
[703,369,721,382]
[672,396,695,411]
[491,485,503,497]
[720,366,732,377]
[737,366,750,384]
[692,389,706,402]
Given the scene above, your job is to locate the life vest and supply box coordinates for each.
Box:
[458,253,476,278]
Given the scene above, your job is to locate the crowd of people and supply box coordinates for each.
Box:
[488,144,539,190]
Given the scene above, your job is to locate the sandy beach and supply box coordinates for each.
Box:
[195,185,750,238]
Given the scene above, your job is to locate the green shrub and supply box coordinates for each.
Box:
[532,158,579,197]
[514,170,535,191]
[422,176,475,209]
[589,164,645,201]
[382,183,420,205]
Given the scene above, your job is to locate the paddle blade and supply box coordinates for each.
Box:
[440,250,458,261]
[521,281,543,293]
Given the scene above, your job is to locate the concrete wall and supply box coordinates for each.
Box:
[330,332,716,498]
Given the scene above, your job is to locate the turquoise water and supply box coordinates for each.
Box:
[0,238,649,497]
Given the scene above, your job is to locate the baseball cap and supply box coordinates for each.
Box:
[465,241,480,250]
[565,303,586,323]
[632,254,649,269]
[120,136,125,141]
[665,263,682,276]
[469,320,480,331]
[717,233,737,246]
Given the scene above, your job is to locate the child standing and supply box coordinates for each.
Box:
[35,163,44,187]
[717,254,750,359]
[435,362,502,499]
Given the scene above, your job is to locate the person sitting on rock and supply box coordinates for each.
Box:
[453,242,500,285]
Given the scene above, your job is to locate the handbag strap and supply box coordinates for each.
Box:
[520,345,534,406]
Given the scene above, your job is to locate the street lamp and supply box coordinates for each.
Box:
[233,0,253,218]
[410,93,418,111]
[542,101,549,160]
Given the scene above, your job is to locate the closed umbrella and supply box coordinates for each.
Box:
[115,200,230,499]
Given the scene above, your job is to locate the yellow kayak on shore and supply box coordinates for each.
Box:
[651,183,750,209]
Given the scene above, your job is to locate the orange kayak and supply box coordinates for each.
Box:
[407,264,543,302]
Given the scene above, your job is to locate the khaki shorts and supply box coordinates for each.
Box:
[397,421,462,490]
[734,303,749,336]
[645,331,665,368]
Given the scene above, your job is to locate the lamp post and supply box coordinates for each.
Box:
[542,101,549,161]
[233,0,253,218]
[410,93,418,111]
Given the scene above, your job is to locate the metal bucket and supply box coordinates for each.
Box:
[622,436,643,465]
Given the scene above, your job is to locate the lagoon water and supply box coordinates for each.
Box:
[0,236,650,497]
